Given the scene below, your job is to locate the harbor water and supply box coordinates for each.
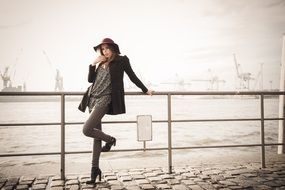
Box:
[0,95,281,176]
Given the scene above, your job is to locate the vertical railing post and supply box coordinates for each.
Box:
[278,33,285,154]
[60,93,66,179]
[260,94,266,168]
[167,94,172,174]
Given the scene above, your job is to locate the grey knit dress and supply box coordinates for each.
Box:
[88,66,112,112]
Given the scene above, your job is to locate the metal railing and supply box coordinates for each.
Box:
[0,91,284,179]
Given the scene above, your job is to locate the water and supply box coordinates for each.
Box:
[0,95,281,176]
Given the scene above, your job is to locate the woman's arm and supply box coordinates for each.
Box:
[123,56,148,93]
[88,56,106,83]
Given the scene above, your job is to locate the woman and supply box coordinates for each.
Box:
[80,38,153,185]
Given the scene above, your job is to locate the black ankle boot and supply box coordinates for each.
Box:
[86,167,102,184]
[101,137,116,152]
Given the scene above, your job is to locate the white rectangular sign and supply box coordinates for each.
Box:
[137,115,152,141]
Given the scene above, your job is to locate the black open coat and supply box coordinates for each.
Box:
[78,55,148,115]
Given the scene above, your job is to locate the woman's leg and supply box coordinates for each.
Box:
[82,105,112,142]
[82,105,113,167]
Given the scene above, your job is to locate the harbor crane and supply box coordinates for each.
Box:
[253,63,264,90]
[42,50,64,91]
[0,67,11,89]
[233,53,254,90]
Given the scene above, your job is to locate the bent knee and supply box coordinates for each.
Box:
[82,125,91,137]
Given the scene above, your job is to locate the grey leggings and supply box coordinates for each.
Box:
[82,105,113,167]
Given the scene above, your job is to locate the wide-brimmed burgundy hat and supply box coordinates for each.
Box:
[93,38,121,54]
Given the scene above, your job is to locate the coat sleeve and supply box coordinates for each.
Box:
[123,56,148,93]
[88,65,97,83]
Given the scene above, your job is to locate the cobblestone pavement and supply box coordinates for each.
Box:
[1,161,285,190]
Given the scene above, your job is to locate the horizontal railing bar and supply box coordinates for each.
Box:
[0,152,61,157]
[1,117,283,127]
[172,118,284,123]
[0,123,61,127]
[0,91,284,96]
[2,143,285,158]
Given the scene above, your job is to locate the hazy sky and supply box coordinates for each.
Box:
[0,0,285,91]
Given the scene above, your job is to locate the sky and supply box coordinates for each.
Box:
[0,0,285,91]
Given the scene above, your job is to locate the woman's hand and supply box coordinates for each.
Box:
[92,56,107,66]
[146,90,154,96]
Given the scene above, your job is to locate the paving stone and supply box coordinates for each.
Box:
[34,179,48,184]
[125,185,141,190]
[222,174,235,179]
[259,170,273,175]
[129,169,145,173]
[117,172,130,177]
[66,176,78,180]
[108,180,122,186]
[132,175,145,180]
[276,180,285,186]
[228,186,244,190]
[148,176,162,182]
[119,175,133,182]
[174,168,187,174]
[210,174,225,182]
[153,170,165,176]
[253,185,271,190]
[140,184,155,190]
[172,184,188,190]
[65,179,79,185]
[192,178,204,183]
[160,174,174,179]
[187,184,204,190]
[18,180,33,186]
[105,175,118,181]
[181,173,197,178]
[166,178,180,185]
[65,185,80,190]
[202,169,223,175]
[110,185,124,190]
[135,179,149,185]
[181,179,196,185]
[198,175,210,180]
[20,177,35,182]
[32,184,47,190]
[122,181,137,186]
[50,187,64,190]
[50,180,65,187]
[263,181,282,187]
[249,177,268,183]
[81,183,96,189]
[144,172,157,177]
[242,173,257,178]
[2,185,15,190]
[15,184,29,190]
[51,176,62,181]
[219,180,237,186]
[155,183,172,189]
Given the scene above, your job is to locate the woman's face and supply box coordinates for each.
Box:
[101,44,113,59]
